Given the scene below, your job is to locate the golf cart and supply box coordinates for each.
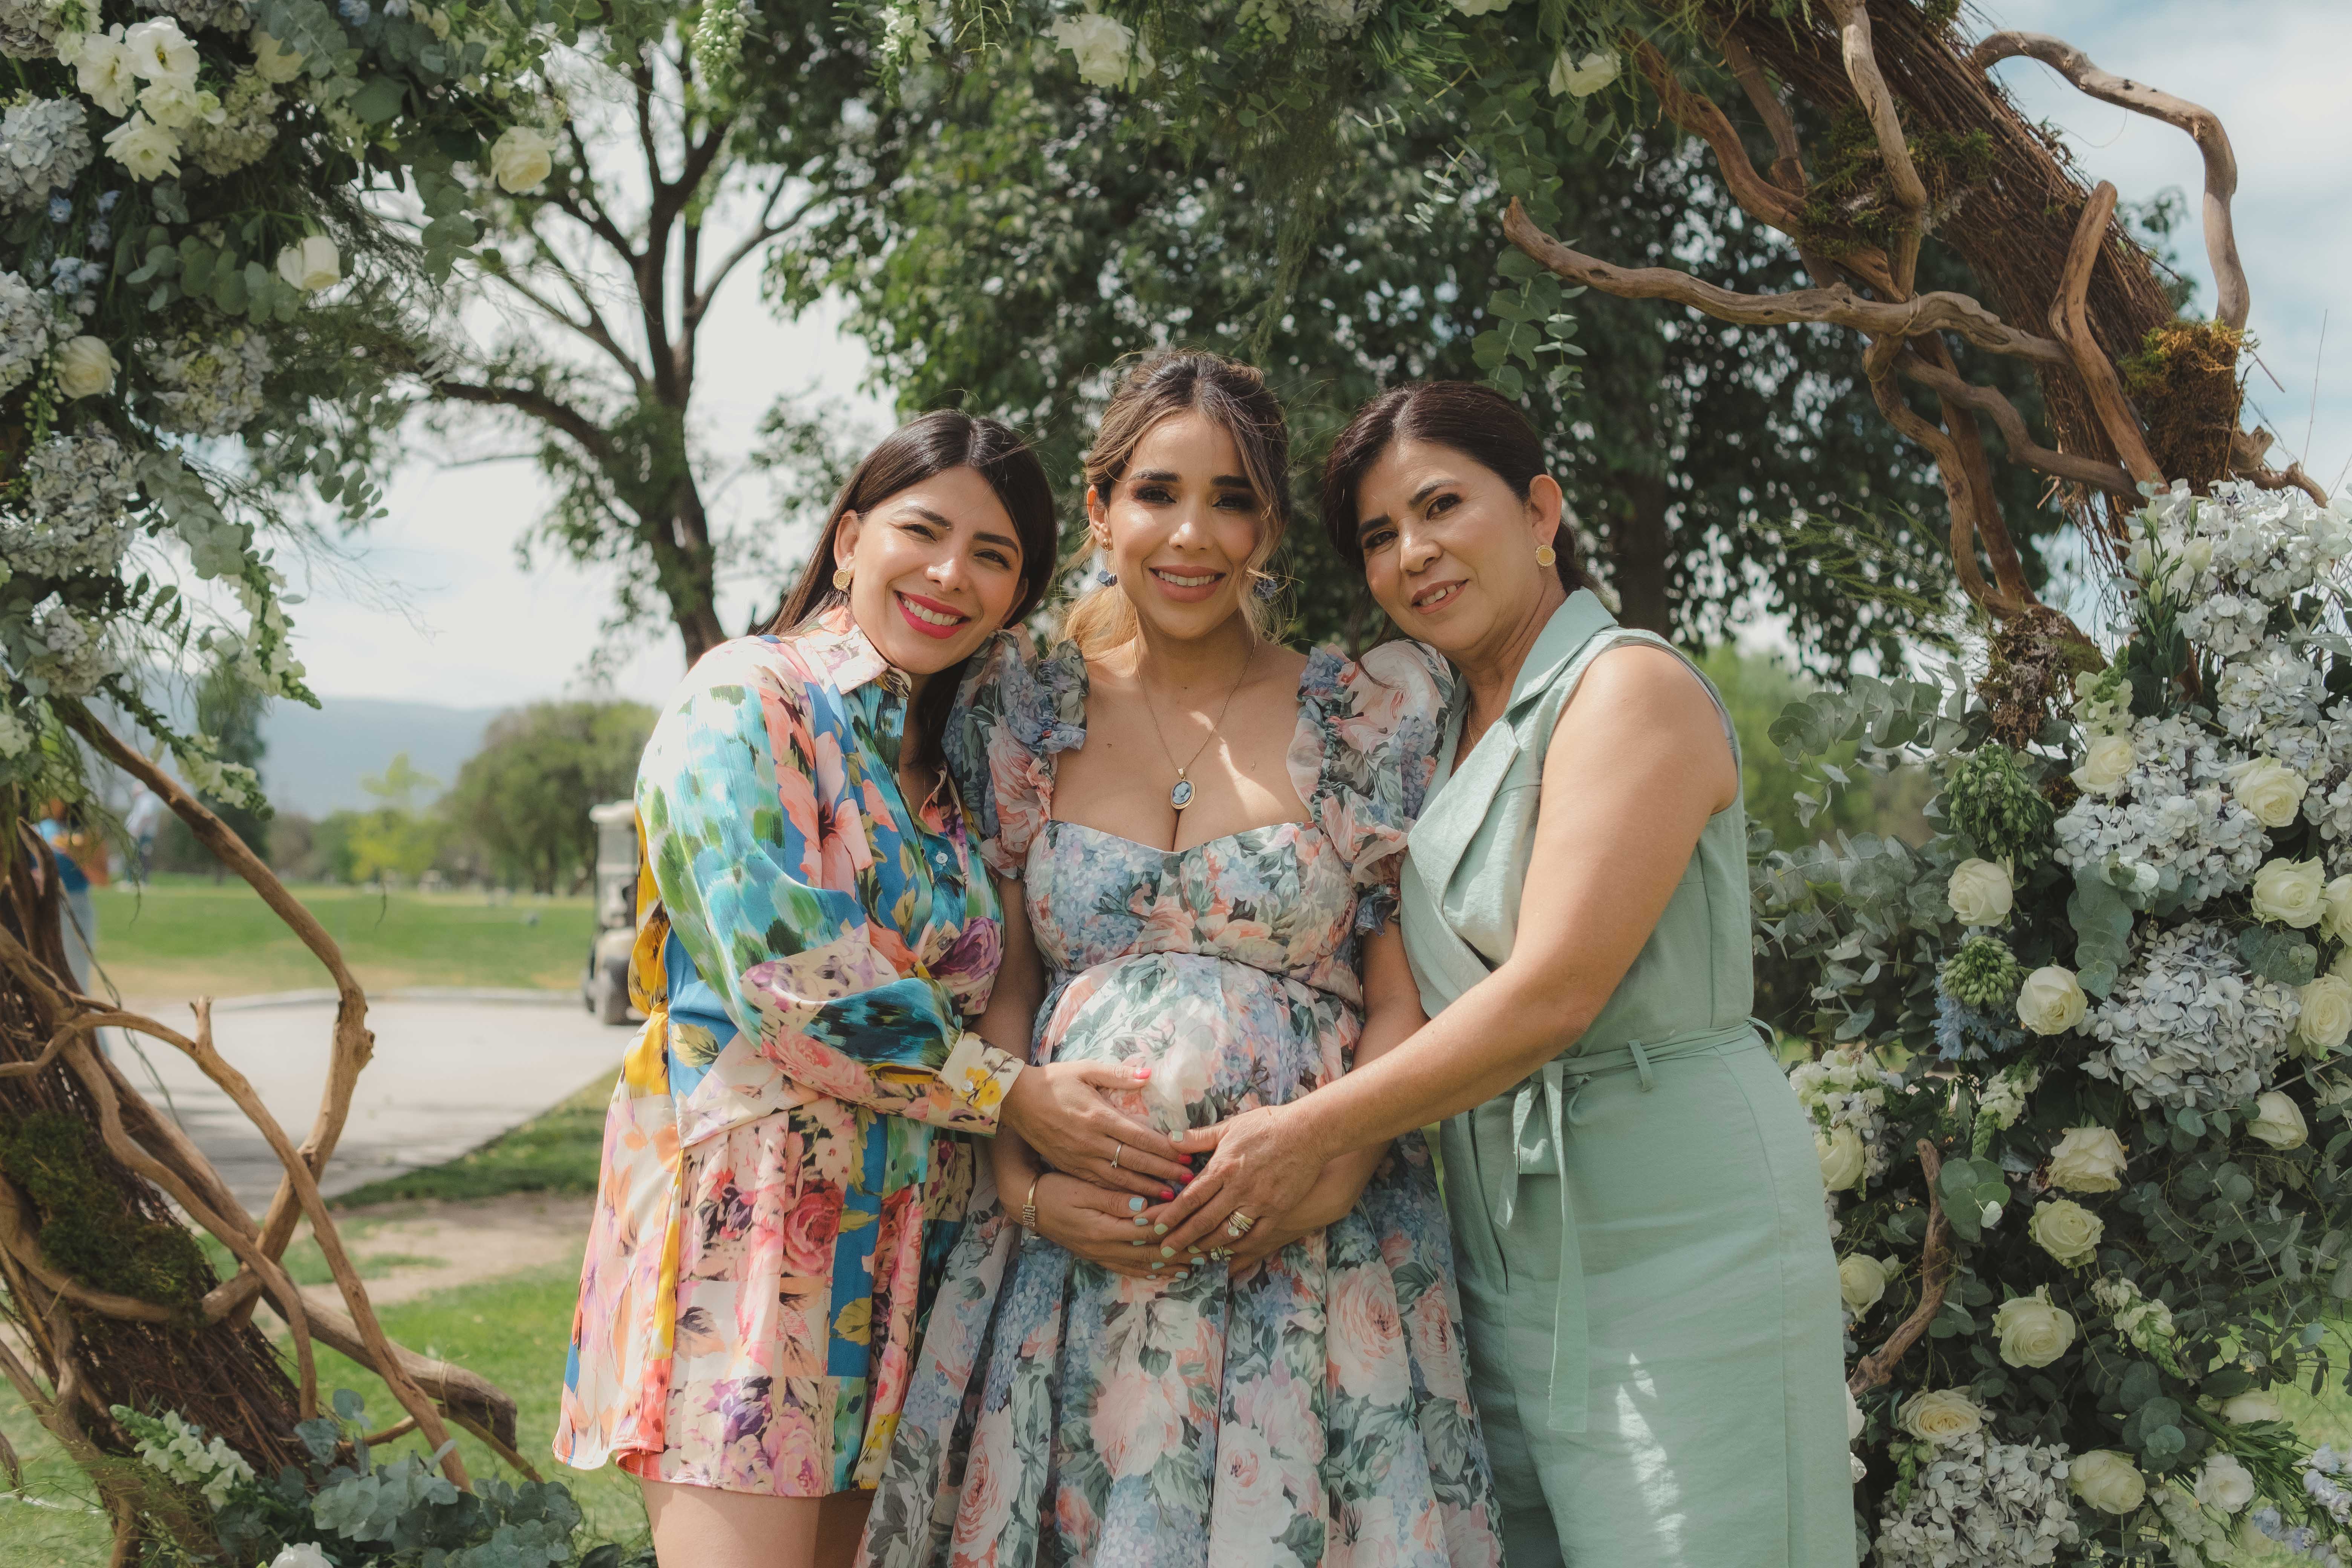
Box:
[582,799,640,1025]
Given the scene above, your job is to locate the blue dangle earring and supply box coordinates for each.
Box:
[1096,567,1118,586]
[1253,571,1280,601]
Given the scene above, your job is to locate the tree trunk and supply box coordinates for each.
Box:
[1610,471,1675,635]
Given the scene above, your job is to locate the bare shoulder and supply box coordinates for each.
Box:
[1553,642,1735,803]
[1252,642,1312,690]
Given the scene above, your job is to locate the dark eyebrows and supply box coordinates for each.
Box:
[1355,476,1456,542]
[900,504,1019,557]
[1127,468,1258,493]
[1355,511,1392,542]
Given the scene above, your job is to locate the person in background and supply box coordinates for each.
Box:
[37,798,103,992]
[124,782,166,880]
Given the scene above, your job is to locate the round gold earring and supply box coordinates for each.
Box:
[831,566,853,591]
[1534,543,1557,568]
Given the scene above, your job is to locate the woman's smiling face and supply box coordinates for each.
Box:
[835,464,1030,675]
[1090,411,1269,641]
[1353,435,1563,658]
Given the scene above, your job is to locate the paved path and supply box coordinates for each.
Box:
[124,989,628,1213]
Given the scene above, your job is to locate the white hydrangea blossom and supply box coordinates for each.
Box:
[2132,481,2352,660]
[2092,1274,2178,1356]
[1873,1430,2079,1568]
[0,267,54,395]
[4,425,140,577]
[2152,1479,2235,1566]
[143,323,271,434]
[0,0,81,56]
[2213,639,2329,747]
[22,592,112,694]
[2084,920,2298,1112]
[129,1409,255,1510]
[1788,1048,1906,1182]
[2052,713,2269,901]
[136,0,249,32]
[0,704,32,757]
[0,95,94,213]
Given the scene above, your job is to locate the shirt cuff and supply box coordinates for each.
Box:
[940,1029,1026,1131]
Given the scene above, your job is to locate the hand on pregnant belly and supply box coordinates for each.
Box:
[1033,1174,1184,1281]
[1156,1101,1326,1258]
[1001,1058,1194,1200]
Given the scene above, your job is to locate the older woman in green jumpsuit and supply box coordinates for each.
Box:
[1159,382,1854,1566]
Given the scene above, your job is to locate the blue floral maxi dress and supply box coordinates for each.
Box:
[860,640,1503,1568]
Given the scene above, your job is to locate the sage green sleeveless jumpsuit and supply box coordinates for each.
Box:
[1400,591,1854,1568]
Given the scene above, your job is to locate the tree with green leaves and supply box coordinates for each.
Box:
[421,0,919,665]
[441,700,654,893]
[781,54,2058,671]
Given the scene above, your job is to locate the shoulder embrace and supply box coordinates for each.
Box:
[1341,637,1453,719]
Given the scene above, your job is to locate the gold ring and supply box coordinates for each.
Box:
[1111,1143,1124,1170]
[1224,1211,1255,1238]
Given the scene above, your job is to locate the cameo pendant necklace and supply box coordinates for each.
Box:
[1142,642,1254,811]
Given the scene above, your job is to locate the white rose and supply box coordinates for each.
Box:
[1946,858,2014,927]
[2026,1199,2103,1267]
[270,1546,333,1568]
[2299,973,2352,1057]
[276,235,340,292]
[1838,1254,1893,1314]
[101,112,180,181]
[2194,1453,2256,1513]
[1815,1124,1865,1192]
[2072,733,2137,796]
[2328,874,2352,943]
[122,16,197,87]
[2016,965,2086,1036]
[2233,756,2309,829]
[73,28,135,115]
[250,28,305,84]
[2249,1090,2307,1150]
[1992,1285,2076,1368]
[487,125,557,194]
[1898,1389,1984,1445]
[2047,1126,2128,1193]
[2253,856,2328,928]
[1046,12,1152,87]
[2071,1450,2147,1514]
[2219,1390,2286,1425]
[55,336,116,399]
[1547,49,1619,98]
[137,82,217,131]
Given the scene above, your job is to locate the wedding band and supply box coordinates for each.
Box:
[1225,1211,1256,1238]
[1111,1143,1124,1170]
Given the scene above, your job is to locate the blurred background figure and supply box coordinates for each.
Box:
[37,798,104,994]
[124,782,166,882]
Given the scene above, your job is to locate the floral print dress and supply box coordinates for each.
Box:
[860,639,1502,1568]
[554,608,1027,1497]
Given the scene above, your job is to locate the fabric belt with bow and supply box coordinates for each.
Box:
[1488,1016,1774,1435]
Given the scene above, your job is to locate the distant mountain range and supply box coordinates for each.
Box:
[258,696,507,816]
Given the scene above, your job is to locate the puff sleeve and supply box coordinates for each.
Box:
[1289,640,1454,934]
[639,645,1024,1131]
[944,637,1088,880]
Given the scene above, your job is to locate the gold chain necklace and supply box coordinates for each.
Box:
[1140,643,1255,812]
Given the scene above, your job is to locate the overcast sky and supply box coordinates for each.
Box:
[278,0,2351,712]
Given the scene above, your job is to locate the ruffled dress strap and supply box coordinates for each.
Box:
[1287,639,1454,934]
[944,636,1090,880]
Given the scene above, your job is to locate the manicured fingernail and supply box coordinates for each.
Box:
[1154,1222,1169,1236]
[1133,1064,1151,1079]
[1150,1261,1164,1271]
[1128,1196,1145,1212]
[1188,1245,1202,1255]
[1160,1244,1174,1258]
[1161,1187,1176,1200]
[1135,1215,1148,1227]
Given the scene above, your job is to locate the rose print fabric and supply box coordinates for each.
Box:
[555,608,1025,1497]
[860,639,1503,1568]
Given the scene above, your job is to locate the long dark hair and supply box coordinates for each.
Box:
[1319,381,1592,596]
[1062,349,1291,655]
[768,409,1057,769]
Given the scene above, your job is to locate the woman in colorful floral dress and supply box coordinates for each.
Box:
[555,412,1191,1568]
[861,354,1501,1568]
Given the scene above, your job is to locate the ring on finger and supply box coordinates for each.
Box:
[1224,1210,1256,1239]
[1110,1142,1124,1170]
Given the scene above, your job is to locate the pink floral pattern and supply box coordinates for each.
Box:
[555,610,1021,1497]
[862,641,1502,1568]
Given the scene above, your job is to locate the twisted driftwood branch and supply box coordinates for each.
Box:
[1969,30,2248,334]
[1824,0,1928,294]
[1894,348,2139,497]
[1499,199,2069,367]
[2052,182,2165,487]
[1849,1139,1955,1394]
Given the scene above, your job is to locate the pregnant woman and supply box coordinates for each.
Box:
[861,352,1501,1568]
[555,412,1187,1568]
[1160,381,1852,1566]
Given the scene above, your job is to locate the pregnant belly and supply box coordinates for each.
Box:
[1038,951,1356,1130]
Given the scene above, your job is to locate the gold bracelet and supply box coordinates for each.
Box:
[1019,1175,1043,1233]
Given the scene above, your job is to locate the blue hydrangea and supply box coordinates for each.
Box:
[338,0,370,21]
[95,190,121,214]
[1933,988,2026,1061]
[47,195,69,224]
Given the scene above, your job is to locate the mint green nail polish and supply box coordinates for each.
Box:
[1128,1196,1145,1213]
[1154,1222,1168,1236]
[1160,1244,1174,1258]
[1135,1215,1148,1227]
[1150,1261,1163,1271]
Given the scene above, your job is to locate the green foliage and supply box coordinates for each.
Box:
[441,703,655,894]
[0,1111,211,1308]
[1939,934,2020,1009]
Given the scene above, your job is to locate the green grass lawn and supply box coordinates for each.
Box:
[87,877,598,999]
